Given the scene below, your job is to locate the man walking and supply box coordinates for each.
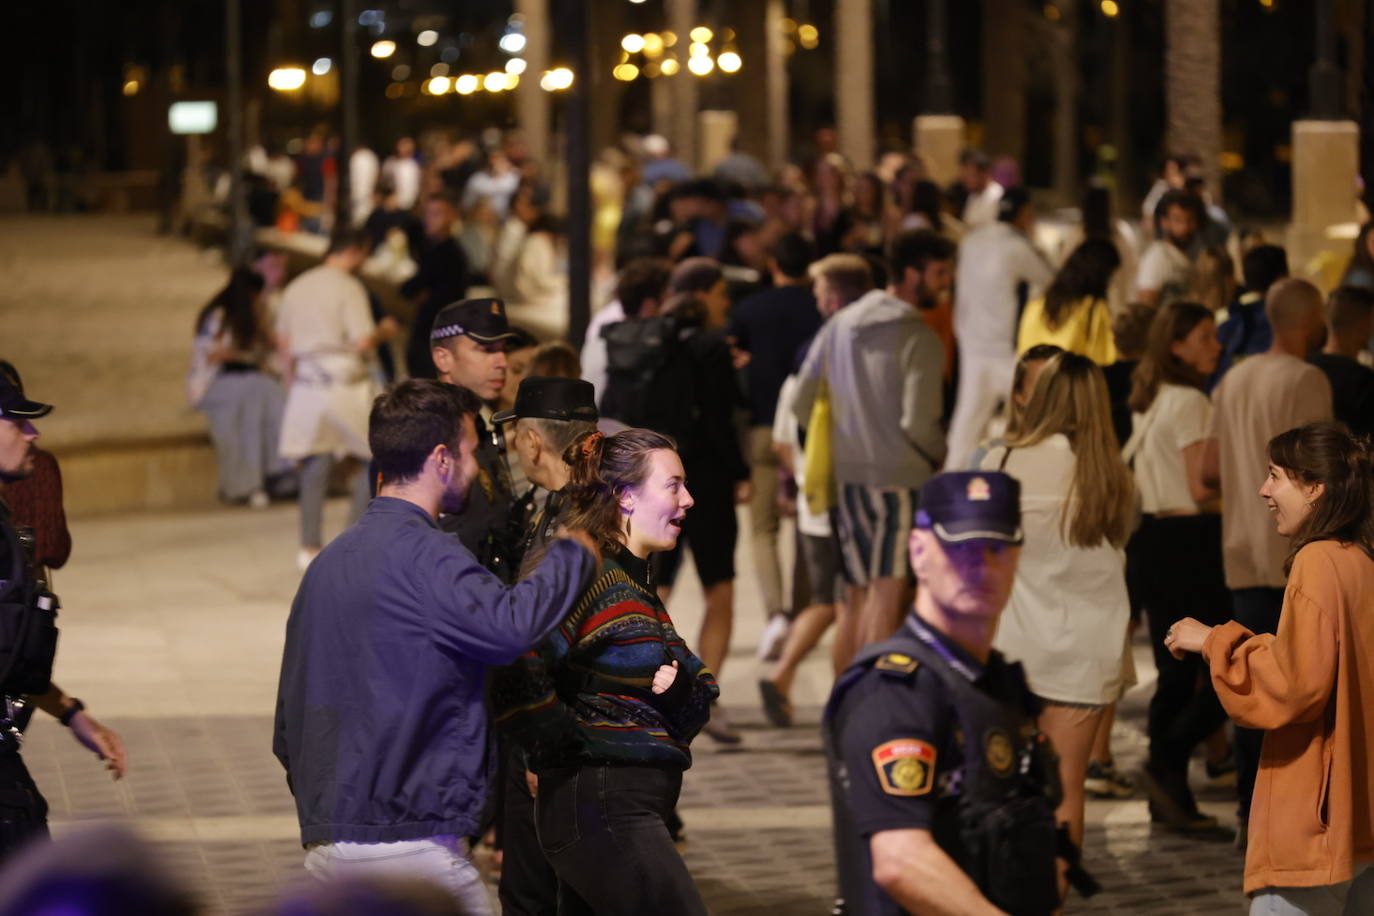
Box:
[1135,190,1197,306]
[946,188,1054,468]
[793,230,953,649]
[273,380,597,913]
[729,232,822,659]
[1201,278,1332,844]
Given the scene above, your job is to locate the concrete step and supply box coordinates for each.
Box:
[52,433,221,518]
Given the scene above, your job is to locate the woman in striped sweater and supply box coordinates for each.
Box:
[493,428,718,915]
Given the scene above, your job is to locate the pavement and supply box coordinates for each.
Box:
[8,215,1252,913]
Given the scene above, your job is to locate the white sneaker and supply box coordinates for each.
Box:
[756,614,791,662]
[296,548,320,571]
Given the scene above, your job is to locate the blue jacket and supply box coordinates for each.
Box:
[272,497,595,845]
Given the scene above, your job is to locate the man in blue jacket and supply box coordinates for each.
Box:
[273,380,597,913]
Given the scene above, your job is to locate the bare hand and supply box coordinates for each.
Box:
[555,526,600,560]
[525,769,539,798]
[1164,617,1213,660]
[651,661,680,695]
[731,347,752,370]
[68,712,127,780]
[735,480,753,505]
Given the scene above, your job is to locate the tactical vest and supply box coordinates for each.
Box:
[0,504,59,741]
[824,620,1071,916]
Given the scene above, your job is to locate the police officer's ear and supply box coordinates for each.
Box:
[908,528,929,578]
[431,342,456,377]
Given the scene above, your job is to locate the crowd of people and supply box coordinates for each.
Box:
[5,126,1365,914]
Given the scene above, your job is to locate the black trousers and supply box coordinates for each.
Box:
[1128,515,1232,805]
[1230,586,1285,822]
[0,749,48,864]
[535,764,706,916]
[499,745,559,916]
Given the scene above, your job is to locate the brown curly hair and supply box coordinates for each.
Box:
[560,428,680,556]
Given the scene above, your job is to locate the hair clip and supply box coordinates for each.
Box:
[580,431,605,460]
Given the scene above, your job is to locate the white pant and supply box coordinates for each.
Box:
[946,350,1016,470]
[1250,865,1374,916]
[304,835,494,915]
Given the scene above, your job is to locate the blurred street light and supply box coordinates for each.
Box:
[687,54,714,76]
[622,33,646,53]
[455,74,479,94]
[662,31,678,46]
[370,40,396,58]
[798,23,819,49]
[417,29,438,46]
[540,67,575,91]
[1100,0,1120,15]
[660,57,680,76]
[689,41,710,57]
[431,63,450,76]
[484,71,511,91]
[500,32,527,53]
[392,64,411,79]
[718,51,741,73]
[312,57,332,75]
[613,62,640,81]
[643,33,664,57]
[123,79,140,96]
[689,26,713,42]
[426,76,451,94]
[506,58,527,74]
[268,67,307,90]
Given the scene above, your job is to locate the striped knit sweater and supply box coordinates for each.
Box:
[491,547,719,772]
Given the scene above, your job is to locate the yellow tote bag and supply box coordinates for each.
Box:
[801,376,837,516]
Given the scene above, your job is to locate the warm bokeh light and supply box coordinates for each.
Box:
[431,63,450,77]
[392,64,411,80]
[689,26,713,43]
[613,63,640,81]
[484,71,510,91]
[662,31,678,47]
[122,79,140,96]
[689,42,710,57]
[660,57,680,76]
[385,82,405,99]
[798,24,819,49]
[718,51,741,73]
[312,58,332,76]
[687,54,714,76]
[621,33,645,54]
[370,40,396,59]
[268,67,307,91]
[499,32,527,54]
[1100,0,1120,16]
[642,33,664,57]
[417,29,438,46]
[540,67,574,91]
[506,58,527,75]
[426,76,451,94]
[455,74,479,95]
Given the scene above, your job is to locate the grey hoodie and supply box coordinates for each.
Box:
[792,289,946,489]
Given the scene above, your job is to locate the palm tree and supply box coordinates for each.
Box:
[1165,0,1222,193]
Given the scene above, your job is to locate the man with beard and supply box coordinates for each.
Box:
[0,375,126,863]
[946,188,1054,468]
[273,380,597,914]
[793,230,954,652]
[1135,189,1198,307]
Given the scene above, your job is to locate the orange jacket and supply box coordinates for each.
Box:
[1202,540,1374,894]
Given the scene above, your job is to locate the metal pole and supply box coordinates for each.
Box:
[926,0,954,114]
[563,0,591,348]
[338,0,360,228]
[1310,0,1342,118]
[226,0,247,265]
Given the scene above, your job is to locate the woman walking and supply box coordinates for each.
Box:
[1167,421,1374,914]
[493,429,717,916]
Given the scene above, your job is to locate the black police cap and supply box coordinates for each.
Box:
[430,297,518,344]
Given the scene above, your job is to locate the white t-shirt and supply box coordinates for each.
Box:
[962,180,1004,228]
[581,299,625,407]
[1125,383,1211,514]
[954,222,1055,357]
[1134,240,1190,299]
[980,435,1129,705]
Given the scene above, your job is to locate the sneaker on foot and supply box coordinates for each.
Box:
[1084,760,1135,799]
[756,614,791,662]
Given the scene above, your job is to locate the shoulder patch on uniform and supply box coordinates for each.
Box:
[873,652,920,675]
[871,739,936,796]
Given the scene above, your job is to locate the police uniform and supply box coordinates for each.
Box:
[427,297,528,583]
[0,384,61,860]
[825,471,1085,916]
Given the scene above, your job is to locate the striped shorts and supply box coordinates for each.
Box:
[834,483,919,587]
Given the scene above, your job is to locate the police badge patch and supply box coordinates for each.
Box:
[871,739,937,796]
[984,728,1015,777]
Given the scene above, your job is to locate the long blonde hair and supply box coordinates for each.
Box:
[1006,351,1136,548]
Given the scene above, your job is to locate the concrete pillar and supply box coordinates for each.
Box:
[735,0,789,172]
[1288,120,1361,288]
[834,0,875,170]
[515,0,550,168]
[666,0,698,169]
[914,115,965,187]
[698,110,737,174]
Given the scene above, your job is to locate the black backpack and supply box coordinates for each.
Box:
[600,316,700,450]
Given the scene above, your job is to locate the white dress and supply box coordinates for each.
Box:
[276,265,378,461]
[981,435,1129,705]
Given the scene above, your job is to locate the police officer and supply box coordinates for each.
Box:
[0,376,126,861]
[826,471,1089,916]
[489,376,598,916]
[427,297,527,581]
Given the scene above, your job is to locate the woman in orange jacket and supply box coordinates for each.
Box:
[1166,421,1374,914]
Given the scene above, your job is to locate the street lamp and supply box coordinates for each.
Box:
[370,40,396,58]
[268,67,307,91]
